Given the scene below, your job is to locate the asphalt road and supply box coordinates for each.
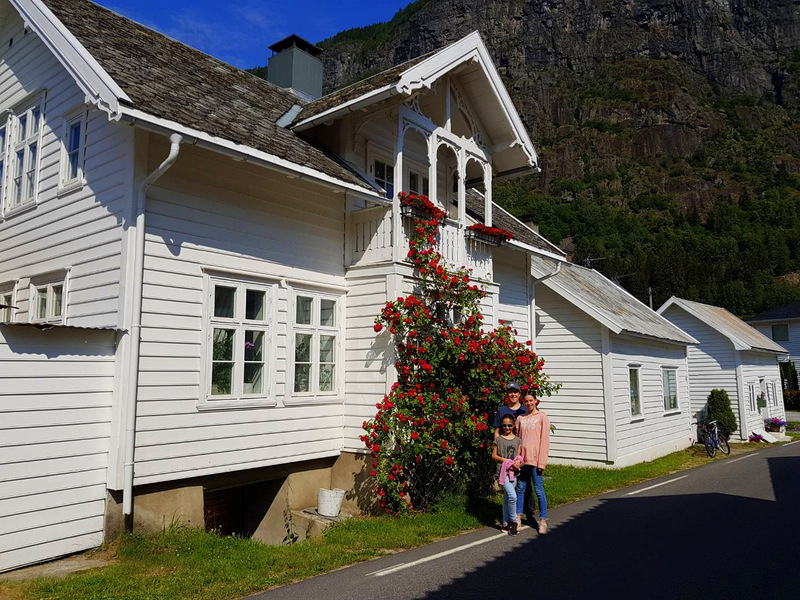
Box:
[248,441,800,600]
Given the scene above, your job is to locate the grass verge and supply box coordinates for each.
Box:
[0,441,771,600]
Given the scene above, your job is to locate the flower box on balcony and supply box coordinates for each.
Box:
[399,192,446,222]
[465,224,513,246]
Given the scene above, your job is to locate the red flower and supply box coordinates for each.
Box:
[374,322,383,332]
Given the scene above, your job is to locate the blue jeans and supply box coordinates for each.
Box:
[501,478,518,525]
[517,465,548,519]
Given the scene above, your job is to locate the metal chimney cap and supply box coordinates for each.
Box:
[268,34,323,57]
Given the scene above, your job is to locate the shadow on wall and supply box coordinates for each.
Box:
[0,325,117,358]
[418,456,800,599]
[345,452,381,515]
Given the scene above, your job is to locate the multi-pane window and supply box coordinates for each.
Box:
[629,366,642,417]
[7,98,43,210]
[772,324,789,342]
[374,159,394,200]
[207,278,272,401]
[61,113,86,187]
[409,169,429,196]
[293,292,340,395]
[662,368,678,411]
[30,279,64,323]
[0,286,14,322]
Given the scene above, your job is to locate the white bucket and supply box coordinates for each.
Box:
[317,488,346,517]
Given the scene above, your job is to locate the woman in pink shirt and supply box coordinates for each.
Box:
[515,392,551,534]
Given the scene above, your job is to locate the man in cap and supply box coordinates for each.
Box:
[492,381,528,439]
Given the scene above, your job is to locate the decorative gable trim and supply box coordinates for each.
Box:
[10,0,130,118]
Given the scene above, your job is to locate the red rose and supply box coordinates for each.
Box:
[374,323,383,332]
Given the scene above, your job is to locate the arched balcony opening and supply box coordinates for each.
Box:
[401,127,430,198]
[435,142,459,220]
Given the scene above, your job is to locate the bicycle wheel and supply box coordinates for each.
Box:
[717,435,730,455]
[704,434,716,458]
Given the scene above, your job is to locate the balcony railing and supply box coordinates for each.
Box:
[347,208,493,281]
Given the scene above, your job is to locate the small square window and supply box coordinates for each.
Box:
[0,288,14,322]
[295,296,313,325]
[772,324,789,342]
[30,275,67,323]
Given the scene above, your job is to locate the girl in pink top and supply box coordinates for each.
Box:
[515,392,551,534]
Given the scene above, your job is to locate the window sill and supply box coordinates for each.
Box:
[2,201,37,220]
[663,410,682,417]
[284,395,344,406]
[630,416,645,424]
[197,397,278,411]
[57,179,85,197]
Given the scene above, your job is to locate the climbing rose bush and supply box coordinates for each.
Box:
[362,193,559,514]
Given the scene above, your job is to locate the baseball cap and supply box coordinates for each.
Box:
[505,382,521,392]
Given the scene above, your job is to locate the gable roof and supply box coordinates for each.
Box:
[531,255,697,345]
[291,31,539,177]
[747,301,800,323]
[25,0,375,193]
[658,297,787,354]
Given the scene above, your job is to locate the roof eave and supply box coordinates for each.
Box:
[291,84,400,132]
[13,0,130,118]
[118,106,384,201]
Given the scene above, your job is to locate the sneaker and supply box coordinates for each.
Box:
[509,521,518,536]
[500,522,509,533]
[538,519,549,535]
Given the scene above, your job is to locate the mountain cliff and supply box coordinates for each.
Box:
[290,0,800,315]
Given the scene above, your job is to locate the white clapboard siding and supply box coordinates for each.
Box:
[493,247,530,341]
[740,351,786,434]
[611,335,692,460]
[132,141,347,485]
[660,305,739,426]
[343,272,390,452]
[0,327,115,573]
[534,285,608,462]
[0,17,132,329]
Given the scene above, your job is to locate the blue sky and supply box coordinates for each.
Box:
[97,1,413,69]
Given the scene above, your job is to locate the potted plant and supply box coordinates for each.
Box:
[765,417,787,432]
[399,192,446,222]
[465,223,513,246]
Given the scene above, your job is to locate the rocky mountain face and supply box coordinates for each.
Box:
[312,0,800,315]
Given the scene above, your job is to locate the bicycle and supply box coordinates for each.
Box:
[695,419,731,457]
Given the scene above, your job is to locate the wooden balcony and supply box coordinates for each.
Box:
[347,207,493,280]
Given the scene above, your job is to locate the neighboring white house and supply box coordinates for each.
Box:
[0,0,707,573]
[747,302,800,381]
[530,256,698,467]
[658,297,787,440]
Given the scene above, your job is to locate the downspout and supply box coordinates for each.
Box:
[123,133,183,529]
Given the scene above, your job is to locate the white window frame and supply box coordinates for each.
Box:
[288,287,343,403]
[367,143,395,200]
[629,365,642,420]
[29,270,68,325]
[662,367,679,413]
[0,282,16,323]
[201,273,277,409]
[58,108,87,193]
[771,323,789,342]
[748,383,757,412]
[0,121,7,211]
[3,93,45,215]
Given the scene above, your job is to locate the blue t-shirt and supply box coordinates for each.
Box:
[493,405,528,429]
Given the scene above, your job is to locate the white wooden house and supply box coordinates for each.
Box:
[529,256,698,467]
[0,0,702,572]
[747,302,800,381]
[658,297,788,441]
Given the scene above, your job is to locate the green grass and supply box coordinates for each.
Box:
[0,442,768,600]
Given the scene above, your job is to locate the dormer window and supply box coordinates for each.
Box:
[374,159,394,199]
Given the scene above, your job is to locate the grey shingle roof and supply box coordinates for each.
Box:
[463,190,565,256]
[42,0,372,190]
[667,298,787,353]
[296,53,434,122]
[531,255,697,345]
[748,302,800,322]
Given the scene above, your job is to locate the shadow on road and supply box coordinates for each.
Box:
[421,457,800,599]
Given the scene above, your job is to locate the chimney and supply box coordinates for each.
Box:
[523,220,539,234]
[267,34,324,100]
